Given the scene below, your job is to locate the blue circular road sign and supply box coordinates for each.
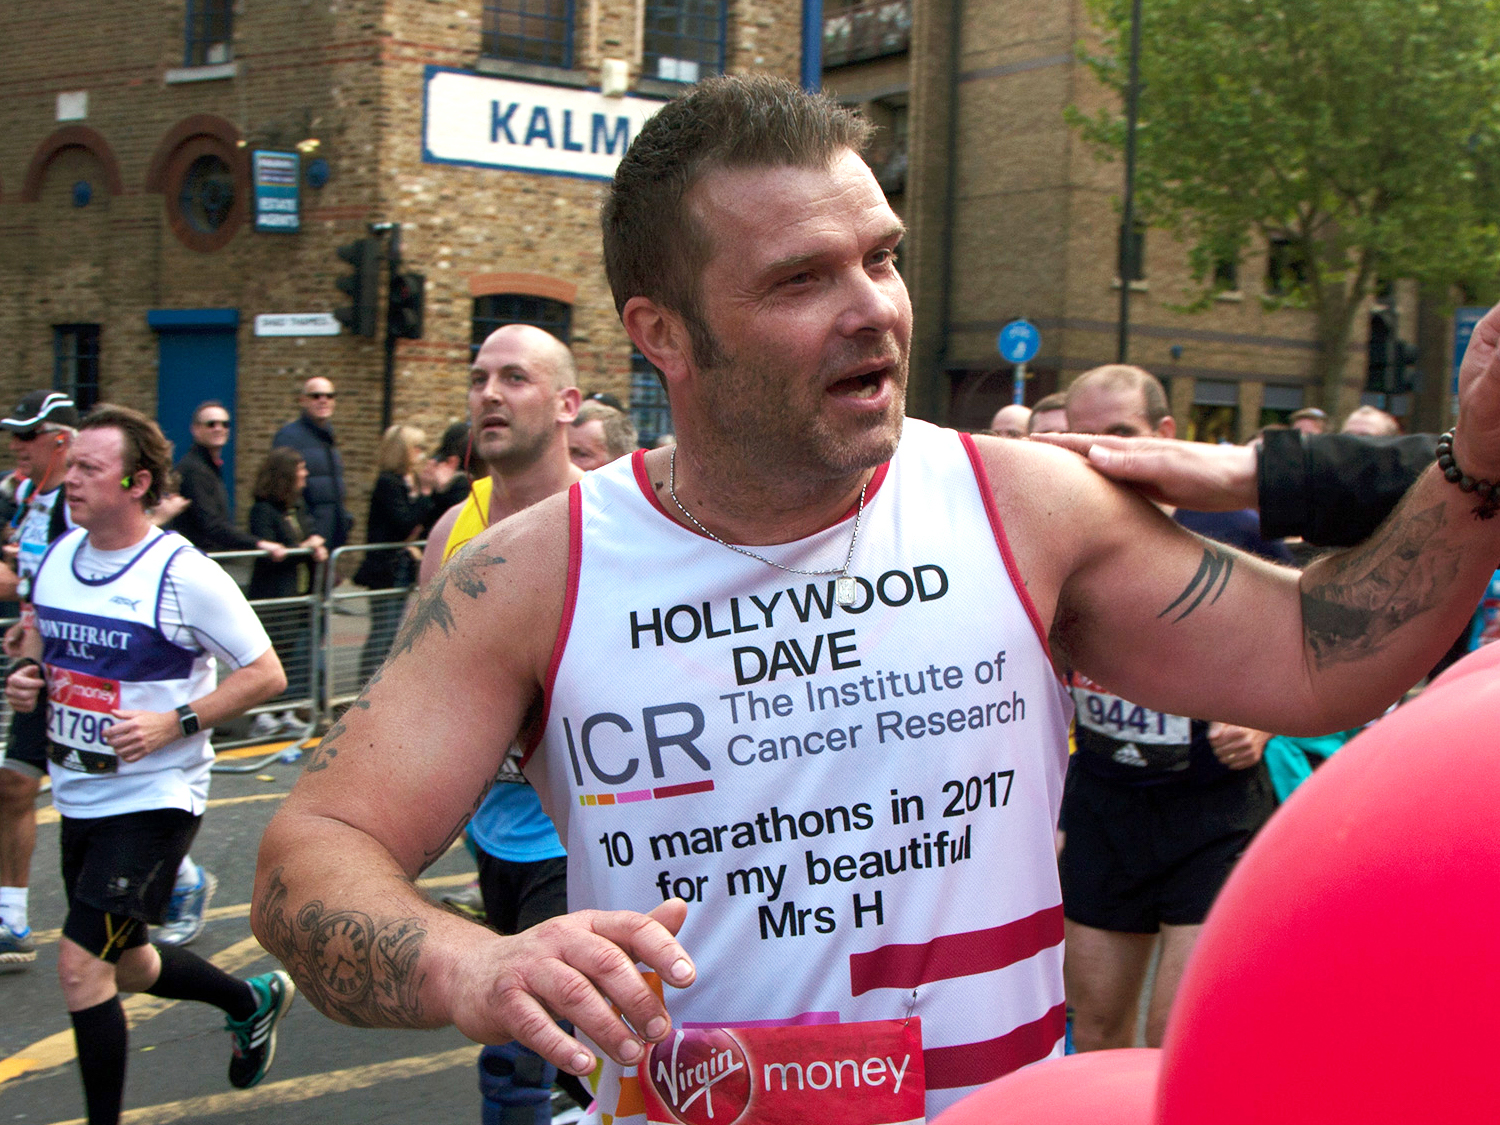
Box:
[998,319,1041,364]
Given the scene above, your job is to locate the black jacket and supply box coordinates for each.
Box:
[169,443,259,552]
[248,499,317,600]
[355,471,434,589]
[272,414,353,548]
[1258,429,1438,546]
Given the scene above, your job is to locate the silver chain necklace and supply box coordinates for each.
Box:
[668,447,868,607]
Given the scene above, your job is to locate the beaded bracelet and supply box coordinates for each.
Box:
[1436,429,1500,520]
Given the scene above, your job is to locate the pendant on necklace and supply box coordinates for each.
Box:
[836,575,857,607]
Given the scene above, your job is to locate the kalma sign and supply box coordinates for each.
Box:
[422,66,667,182]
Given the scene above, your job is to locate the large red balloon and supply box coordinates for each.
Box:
[931,1049,1159,1125]
[1157,650,1500,1125]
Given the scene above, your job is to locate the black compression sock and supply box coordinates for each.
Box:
[145,943,257,1021]
[70,996,127,1125]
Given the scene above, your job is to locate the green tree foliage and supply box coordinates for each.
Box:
[1071,0,1500,404]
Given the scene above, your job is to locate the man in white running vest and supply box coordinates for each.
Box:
[257,77,1500,1123]
[6,406,294,1124]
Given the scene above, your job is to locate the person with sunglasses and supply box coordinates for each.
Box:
[272,378,353,551]
[170,401,287,560]
[158,402,285,948]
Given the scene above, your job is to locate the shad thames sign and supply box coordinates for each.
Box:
[422,66,668,182]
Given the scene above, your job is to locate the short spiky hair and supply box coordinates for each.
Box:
[602,74,872,364]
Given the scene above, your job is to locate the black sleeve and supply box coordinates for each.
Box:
[1258,429,1438,547]
[175,458,260,551]
[365,473,435,544]
[249,501,294,547]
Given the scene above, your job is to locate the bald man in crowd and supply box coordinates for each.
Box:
[272,377,352,549]
[989,404,1032,438]
[1060,363,1279,1053]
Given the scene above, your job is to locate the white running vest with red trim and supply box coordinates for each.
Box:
[529,419,1074,1121]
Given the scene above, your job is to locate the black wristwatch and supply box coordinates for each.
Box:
[175,704,201,737]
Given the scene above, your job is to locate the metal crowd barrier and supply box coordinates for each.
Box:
[320,540,426,719]
[205,547,323,773]
[0,545,423,771]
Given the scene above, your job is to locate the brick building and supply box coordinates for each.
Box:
[823,0,1453,439]
[0,0,801,527]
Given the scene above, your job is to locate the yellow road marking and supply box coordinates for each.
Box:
[37,790,290,827]
[0,1057,43,1082]
[216,735,322,761]
[1,871,480,1085]
[42,1044,480,1124]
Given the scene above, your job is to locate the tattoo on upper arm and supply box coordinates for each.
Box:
[256,866,428,1029]
[1301,500,1461,668]
[302,668,380,774]
[1158,544,1235,623]
[388,541,508,661]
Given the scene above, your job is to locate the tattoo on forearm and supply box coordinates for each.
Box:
[1159,544,1235,623]
[1301,500,1461,668]
[256,866,428,1028]
[388,542,507,661]
[420,776,494,873]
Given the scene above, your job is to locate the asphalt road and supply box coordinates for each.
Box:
[0,741,501,1125]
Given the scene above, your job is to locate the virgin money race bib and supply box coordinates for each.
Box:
[641,1019,924,1125]
[45,663,120,773]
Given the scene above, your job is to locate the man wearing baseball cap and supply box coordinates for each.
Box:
[0,390,80,967]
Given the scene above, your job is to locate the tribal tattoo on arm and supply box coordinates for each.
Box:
[1158,543,1235,623]
[1300,500,1462,669]
[256,866,429,1028]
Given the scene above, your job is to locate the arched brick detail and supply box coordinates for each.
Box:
[20,126,126,202]
[143,115,250,253]
[469,272,578,304]
[144,114,244,192]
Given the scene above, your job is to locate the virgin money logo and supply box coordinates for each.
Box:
[47,667,118,711]
[648,1028,751,1125]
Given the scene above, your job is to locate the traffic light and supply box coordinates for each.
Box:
[1365,307,1396,393]
[387,272,425,340]
[334,238,379,337]
[1391,340,1419,395]
[1365,307,1419,395]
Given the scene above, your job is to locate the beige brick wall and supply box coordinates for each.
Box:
[0,0,799,534]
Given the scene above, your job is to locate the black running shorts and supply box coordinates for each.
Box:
[60,808,201,960]
[1059,762,1275,933]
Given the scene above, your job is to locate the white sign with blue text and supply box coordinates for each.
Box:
[422,66,667,182]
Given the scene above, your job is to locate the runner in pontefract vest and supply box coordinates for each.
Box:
[255,76,1500,1123]
[5,405,292,1125]
[1059,363,1279,1054]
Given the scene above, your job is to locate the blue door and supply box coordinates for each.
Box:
[148,309,240,508]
